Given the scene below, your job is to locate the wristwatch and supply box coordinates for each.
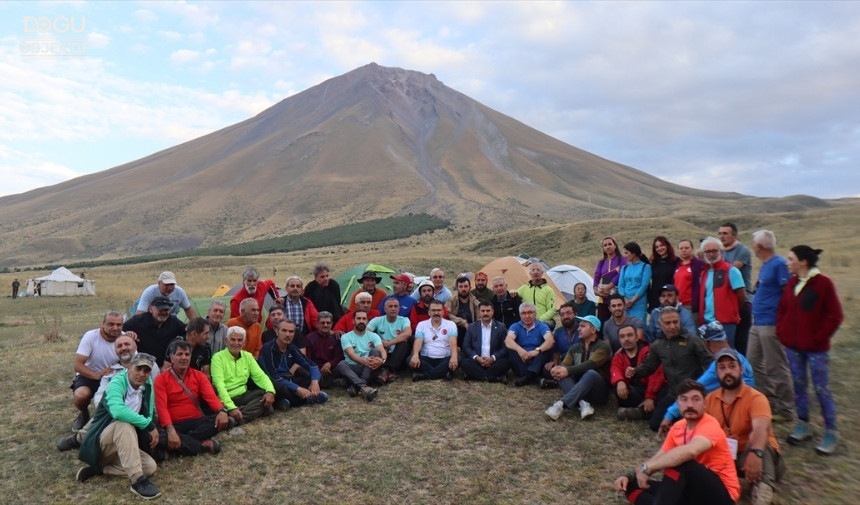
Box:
[750,449,765,458]
[639,463,651,476]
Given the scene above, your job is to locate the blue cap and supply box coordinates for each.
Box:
[698,321,726,341]
[575,315,601,332]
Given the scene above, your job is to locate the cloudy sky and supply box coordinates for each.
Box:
[1,1,858,199]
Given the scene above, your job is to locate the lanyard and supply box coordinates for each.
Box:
[720,399,738,436]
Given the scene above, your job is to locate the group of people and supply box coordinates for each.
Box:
[57,222,844,503]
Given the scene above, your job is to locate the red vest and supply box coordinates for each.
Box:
[699,260,740,325]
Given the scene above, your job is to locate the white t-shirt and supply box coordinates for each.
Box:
[415,319,457,358]
[75,328,119,375]
[136,284,191,315]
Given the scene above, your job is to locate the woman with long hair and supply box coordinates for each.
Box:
[673,239,705,320]
[647,235,679,311]
[593,236,626,322]
[777,245,843,456]
[617,242,652,321]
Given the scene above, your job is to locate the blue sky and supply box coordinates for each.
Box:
[1,1,858,199]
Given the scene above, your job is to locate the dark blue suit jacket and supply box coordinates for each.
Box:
[462,319,508,361]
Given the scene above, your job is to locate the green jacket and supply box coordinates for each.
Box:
[561,338,612,383]
[517,280,556,323]
[211,348,275,410]
[632,330,712,396]
[78,369,155,468]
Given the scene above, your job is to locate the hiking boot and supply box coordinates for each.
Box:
[347,385,358,397]
[751,482,774,505]
[787,421,812,445]
[514,374,535,387]
[360,386,378,402]
[57,434,81,452]
[72,410,90,431]
[412,372,427,382]
[617,407,644,421]
[815,430,838,456]
[579,400,595,420]
[538,378,559,389]
[130,475,162,500]
[201,439,221,455]
[444,371,454,381]
[76,466,101,482]
[545,401,564,421]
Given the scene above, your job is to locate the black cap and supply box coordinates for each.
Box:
[151,296,172,309]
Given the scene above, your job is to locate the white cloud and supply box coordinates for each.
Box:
[169,48,200,65]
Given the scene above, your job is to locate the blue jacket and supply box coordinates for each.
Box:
[257,340,321,391]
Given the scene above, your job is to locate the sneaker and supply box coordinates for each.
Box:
[130,475,162,500]
[412,372,427,382]
[57,434,81,452]
[201,439,221,455]
[815,430,838,456]
[617,407,644,421]
[360,386,378,402]
[307,392,329,405]
[545,401,564,421]
[787,422,812,445]
[751,482,774,505]
[72,410,90,431]
[347,385,358,397]
[538,378,559,389]
[579,400,595,419]
[273,399,291,411]
[76,466,101,482]
[514,374,535,387]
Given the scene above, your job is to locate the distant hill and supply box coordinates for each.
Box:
[0,63,836,268]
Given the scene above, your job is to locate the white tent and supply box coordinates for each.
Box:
[27,267,96,296]
[546,264,596,302]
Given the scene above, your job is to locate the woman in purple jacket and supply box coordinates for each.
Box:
[593,236,626,323]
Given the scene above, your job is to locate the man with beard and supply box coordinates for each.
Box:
[544,315,611,421]
[303,263,344,323]
[135,271,196,319]
[612,324,666,423]
[154,340,231,459]
[347,271,389,312]
[542,303,580,385]
[206,300,229,354]
[229,268,279,325]
[699,237,746,349]
[706,349,785,505]
[70,311,126,431]
[718,222,753,355]
[447,276,481,348]
[491,276,522,328]
[602,294,645,353]
[614,379,740,505]
[334,292,382,336]
[410,300,459,381]
[226,298,263,358]
[258,319,329,409]
[505,303,554,387]
[644,285,697,343]
[409,280,450,332]
[58,335,162,452]
[626,307,712,432]
[517,263,557,330]
[378,273,416,318]
[211,327,276,425]
[411,268,452,303]
[660,322,756,434]
[124,296,187,368]
[368,298,413,381]
[471,271,493,304]
[336,310,385,401]
[261,305,285,345]
[459,302,509,383]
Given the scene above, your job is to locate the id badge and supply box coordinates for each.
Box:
[727,437,739,460]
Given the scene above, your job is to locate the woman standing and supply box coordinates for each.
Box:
[674,239,705,320]
[647,236,679,311]
[593,236,626,323]
[777,246,843,455]
[617,242,652,321]
[571,282,597,317]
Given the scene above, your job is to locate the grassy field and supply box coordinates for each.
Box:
[1,209,857,504]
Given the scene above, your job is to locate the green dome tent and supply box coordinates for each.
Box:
[335,263,398,307]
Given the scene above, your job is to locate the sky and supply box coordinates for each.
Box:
[1,1,858,199]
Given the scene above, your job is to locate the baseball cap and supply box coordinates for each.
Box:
[660,284,679,294]
[698,321,727,341]
[575,315,602,332]
[390,273,411,283]
[130,353,156,369]
[714,348,740,362]
[158,271,177,284]
[150,296,173,309]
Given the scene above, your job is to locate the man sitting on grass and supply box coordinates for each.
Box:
[505,303,554,387]
[211,326,276,425]
[336,310,385,401]
[258,319,329,409]
[410,300,459,381]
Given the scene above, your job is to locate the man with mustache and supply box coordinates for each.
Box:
[336,310,385,401]
[706,348,785,505]
[135,271,196,319]
[123,296,186,368]
[229,267,279,325]
[613,379,740,505]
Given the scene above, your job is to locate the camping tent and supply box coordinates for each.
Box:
[335,263,397,306]
[546,264,596,302]
[476,256,566,306]
[26,267,95,296]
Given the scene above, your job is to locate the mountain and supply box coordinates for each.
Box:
[0,63,831,268]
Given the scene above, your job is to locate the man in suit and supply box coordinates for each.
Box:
[459,302,510,383]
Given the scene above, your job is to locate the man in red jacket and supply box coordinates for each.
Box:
[612,324,666,423]
[230,267,279,324]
